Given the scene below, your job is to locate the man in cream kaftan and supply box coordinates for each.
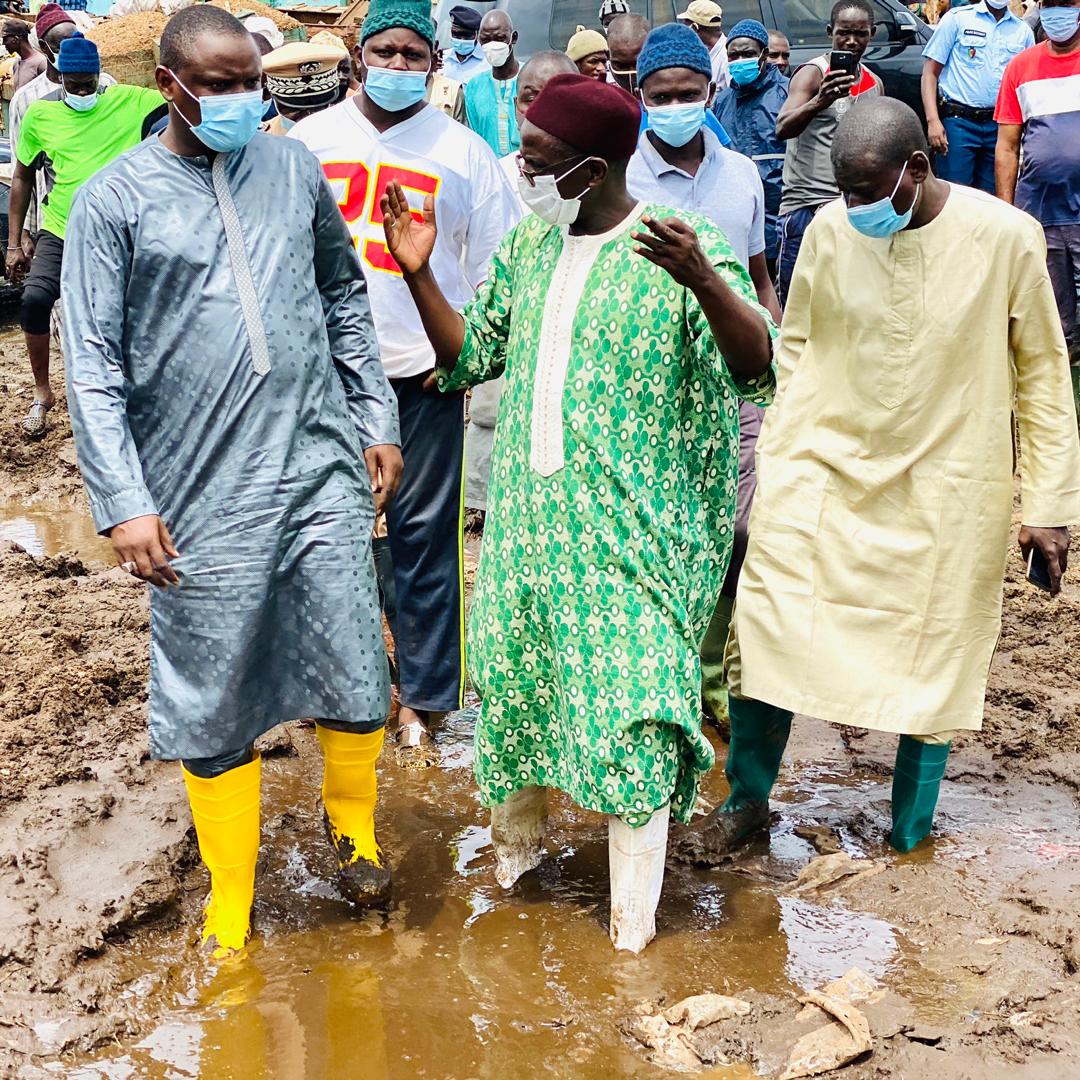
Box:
[677,98,1080,863]
[437,204,775,828]
[735,188,1080,734]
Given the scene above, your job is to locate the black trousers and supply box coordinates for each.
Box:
[20,231,64,336]
[182,717,377,778]
[385,374,466,714]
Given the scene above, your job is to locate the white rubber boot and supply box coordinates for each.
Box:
[608,804,670,954]
[490,785,549,889]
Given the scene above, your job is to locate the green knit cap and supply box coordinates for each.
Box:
[360,0,435,46]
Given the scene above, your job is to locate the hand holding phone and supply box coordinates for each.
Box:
[829,50,857,76]
[1019,524,1070,597]
[1027,548,1053,593]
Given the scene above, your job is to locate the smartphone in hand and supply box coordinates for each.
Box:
[1027,548,1053,593]
[829,50,857,76]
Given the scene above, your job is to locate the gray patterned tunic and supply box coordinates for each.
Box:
[62,134,399,760]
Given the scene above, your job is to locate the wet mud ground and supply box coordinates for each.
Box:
[2,331,1080,1078]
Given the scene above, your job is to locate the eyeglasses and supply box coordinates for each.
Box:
[515,153,587,188]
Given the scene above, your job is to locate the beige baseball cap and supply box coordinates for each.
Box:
[677,1,724,28]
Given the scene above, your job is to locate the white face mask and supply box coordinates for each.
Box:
[516,159,595,226]
[984,0,1010,8]
[482,41,511,67]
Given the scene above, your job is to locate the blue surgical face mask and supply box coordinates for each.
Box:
[451,36,476,56]
[362,66,430,112]
[728,57,763,86]
[62,78,99,112]
[170,72,264,153]
[278,114,296,132]
[645,100,706,148]
[845,161,920,239]
[1040,6,1080,43]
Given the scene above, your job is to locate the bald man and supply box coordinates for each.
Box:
[464,10,521,156]
[606,12,650,94]
[466,50,577,526]
[675,98,1080,863]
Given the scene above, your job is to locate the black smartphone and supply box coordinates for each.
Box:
[829,50,857,76]
[1027,548,1053,592]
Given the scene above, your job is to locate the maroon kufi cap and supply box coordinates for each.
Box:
[36,3,74,38]
[524,73,641,162]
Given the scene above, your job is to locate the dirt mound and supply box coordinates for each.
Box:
[0,341,85,506]
[0,544,192,1065]
[0,544,150,807]
[983,551,1080,786]
[0,543,149,807]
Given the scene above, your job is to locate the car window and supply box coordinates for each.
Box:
[781,0,899,47]
[550,0,608,49]
[658,0,767,26]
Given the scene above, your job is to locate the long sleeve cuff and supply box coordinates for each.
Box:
[1020,488,1080,529]
[89,486,158,535]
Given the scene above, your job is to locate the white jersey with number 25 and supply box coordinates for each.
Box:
[292,99,522,379]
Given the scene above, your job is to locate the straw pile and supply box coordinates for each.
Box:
[87,12,168,88]
[208,0,303,34]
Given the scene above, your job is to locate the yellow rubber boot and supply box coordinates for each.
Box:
[316,725,392,907]
[181,754,261,958]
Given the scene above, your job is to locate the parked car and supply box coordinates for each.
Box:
[433,0,932,117]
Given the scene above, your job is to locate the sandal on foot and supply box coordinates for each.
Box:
[21,400,51,437]
[394,719,439,769]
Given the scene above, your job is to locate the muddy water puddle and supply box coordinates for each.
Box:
[0,499,112,563]
[62,714,1080,1080]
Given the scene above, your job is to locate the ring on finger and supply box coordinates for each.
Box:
[121,561,138,575]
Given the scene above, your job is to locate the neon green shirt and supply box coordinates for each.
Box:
[16,84,162,240]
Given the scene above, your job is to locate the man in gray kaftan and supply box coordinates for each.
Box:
[61,5,402,954]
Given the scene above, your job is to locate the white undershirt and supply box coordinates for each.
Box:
[530,202,646,477]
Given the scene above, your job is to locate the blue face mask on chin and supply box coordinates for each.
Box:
[171,72,264,153]
[1040,6,1080,43]
[362,66,430,112]
[63,85,99,112]
[846,161,920,239]
[728,57,763,86]
[451,36,476,56]
[645,100,707,148]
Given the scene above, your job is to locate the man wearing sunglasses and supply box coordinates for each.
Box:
[381,72,775,954]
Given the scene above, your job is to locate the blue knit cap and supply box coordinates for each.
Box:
[636,23,712,87]
[56,31,99,74]
[727,19,770,48]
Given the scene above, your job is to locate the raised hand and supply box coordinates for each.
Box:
[632,215,714,290]
[380,180,437,276]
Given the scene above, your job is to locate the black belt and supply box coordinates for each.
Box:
[939,97,994,122]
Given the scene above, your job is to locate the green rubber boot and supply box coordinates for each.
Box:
[671,696,792,865]
[700,595,734,732]
[889,736,950,853]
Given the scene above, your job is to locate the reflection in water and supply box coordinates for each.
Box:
[0,499,112,562]
[780,897,896,989]
[69,714,1080,1079]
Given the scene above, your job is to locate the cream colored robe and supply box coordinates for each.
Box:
[734,185,1080,735]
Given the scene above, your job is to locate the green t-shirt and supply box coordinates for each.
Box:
[16,84,163,240]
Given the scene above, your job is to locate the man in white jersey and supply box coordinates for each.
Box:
[292,0,520,754]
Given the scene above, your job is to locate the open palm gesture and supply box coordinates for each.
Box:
[380,180,436,275]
